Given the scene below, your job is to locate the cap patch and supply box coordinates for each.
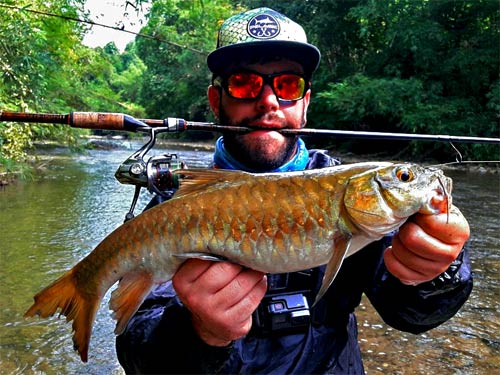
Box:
[247,14,280,39]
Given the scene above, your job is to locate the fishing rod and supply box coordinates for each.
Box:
[1,110,499,144]
[2,109,497,221]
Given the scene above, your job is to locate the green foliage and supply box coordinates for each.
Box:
[307,0,499,161]
[316,75,424,128]
[1,0,86,169]
[0,0,146,174]
[0,123,33,160]
[1,0,498,171]
[135,0,241,124]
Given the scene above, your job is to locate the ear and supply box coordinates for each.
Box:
[207,85,221,120]
[302,89,312,126]
[303,88,311,109]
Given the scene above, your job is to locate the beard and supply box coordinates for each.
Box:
[219,109,305,171]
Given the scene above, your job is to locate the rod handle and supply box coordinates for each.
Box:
[70,112,128,130]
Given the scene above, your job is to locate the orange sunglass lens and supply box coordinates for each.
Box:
[274,75,305,100]
[227,73,263,99]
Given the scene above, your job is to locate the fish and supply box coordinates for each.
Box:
[24,162,451,362]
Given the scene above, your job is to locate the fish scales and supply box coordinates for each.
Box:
[24,162,452,362]
[154,172,339,269]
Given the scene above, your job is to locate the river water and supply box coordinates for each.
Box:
[0,141,498,374]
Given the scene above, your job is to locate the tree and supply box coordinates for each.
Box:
[0,0,146,174]
[135,0,241,124]
[1,0,497,172]
[287,0,499,160]
[1,0,88,168]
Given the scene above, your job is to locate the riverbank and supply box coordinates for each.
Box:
[330,150,499,174]
[1,137,497,186]
[84,136,499,173]
[155,137,499,174]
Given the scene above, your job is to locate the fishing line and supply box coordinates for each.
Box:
[426,141,499,169]
[425,142,498,223]
[0,3,207,55]
[449,142,463,164]
[436,176,451,224]
[431,160,500,168]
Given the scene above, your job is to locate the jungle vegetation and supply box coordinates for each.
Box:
[1,0,498,178]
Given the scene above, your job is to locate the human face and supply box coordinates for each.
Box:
[208,60,311,171]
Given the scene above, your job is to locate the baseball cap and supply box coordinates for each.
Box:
[207,7,321,76]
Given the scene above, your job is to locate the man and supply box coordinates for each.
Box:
[116,8,472,374]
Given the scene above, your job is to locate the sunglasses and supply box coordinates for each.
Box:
[214,71,309,102]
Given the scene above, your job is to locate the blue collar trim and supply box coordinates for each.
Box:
[213,136,309,172]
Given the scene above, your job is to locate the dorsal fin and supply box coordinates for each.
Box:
[173,168,252,198]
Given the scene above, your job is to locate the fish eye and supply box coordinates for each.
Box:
[395,167,414,182]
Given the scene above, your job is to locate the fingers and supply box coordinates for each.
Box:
[413,205,470,245]
[173,258,214,283]
[173,260,266,306]
[174,259,243,295]
[190,273,267,346]
[384,244,448,285]
[384,208,470,285]
[396,221,459,264]
[172,259,267,345]
[218,269,268,310]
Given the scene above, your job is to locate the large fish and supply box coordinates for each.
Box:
[25,162,451,362]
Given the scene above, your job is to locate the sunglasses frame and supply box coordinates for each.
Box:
[213,70,310,102]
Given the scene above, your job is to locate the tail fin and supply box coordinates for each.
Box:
[24,269,101,362]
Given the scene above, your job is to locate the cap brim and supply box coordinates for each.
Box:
[207,41,321,76]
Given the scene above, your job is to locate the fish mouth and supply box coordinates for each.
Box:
[420,175,453,214]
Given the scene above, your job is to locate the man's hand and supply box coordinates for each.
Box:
[384,205,470,285]
[172,259,267,346]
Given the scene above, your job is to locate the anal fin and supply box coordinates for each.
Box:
[109,271,155,335]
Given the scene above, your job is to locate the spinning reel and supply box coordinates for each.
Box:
[114,126,186,221]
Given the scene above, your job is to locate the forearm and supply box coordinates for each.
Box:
[367,245,473,333]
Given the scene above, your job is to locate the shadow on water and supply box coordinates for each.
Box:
[0,143,498,374]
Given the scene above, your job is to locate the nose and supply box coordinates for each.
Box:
[255,84,279,112]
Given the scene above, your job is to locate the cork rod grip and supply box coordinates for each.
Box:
[70,112,126,130]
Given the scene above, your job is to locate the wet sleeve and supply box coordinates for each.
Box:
[364,240,473,334]
[115,285,233,374]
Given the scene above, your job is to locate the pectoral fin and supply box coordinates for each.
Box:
[313,235,352,306]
